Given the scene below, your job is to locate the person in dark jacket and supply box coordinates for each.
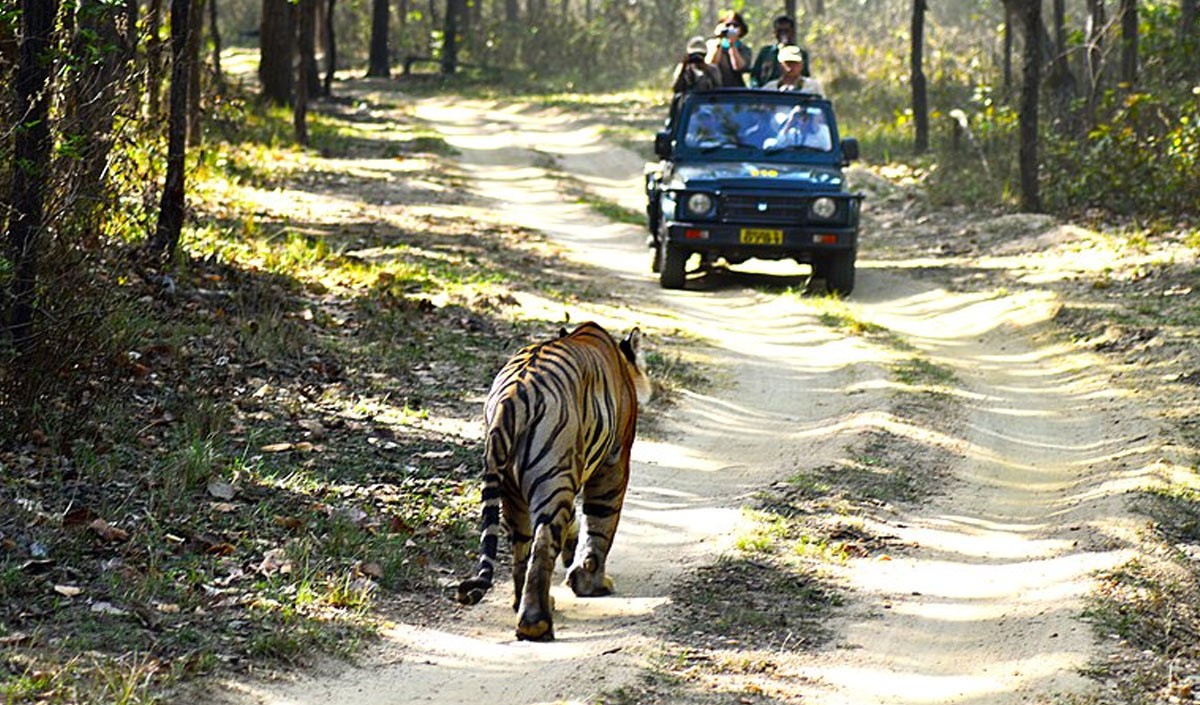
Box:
[751,15,810,87]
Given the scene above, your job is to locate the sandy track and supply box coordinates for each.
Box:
[212,96,1153,705]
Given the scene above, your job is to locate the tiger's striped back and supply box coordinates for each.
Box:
[457,322,650,640]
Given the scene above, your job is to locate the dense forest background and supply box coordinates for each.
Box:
[0,0,1198,702]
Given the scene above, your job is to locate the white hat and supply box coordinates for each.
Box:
[777,45,805,65]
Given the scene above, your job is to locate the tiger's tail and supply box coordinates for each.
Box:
[456,422,510,605]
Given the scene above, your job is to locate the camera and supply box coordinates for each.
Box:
[687,52,706,65]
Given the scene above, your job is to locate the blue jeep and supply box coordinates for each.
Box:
[645,89,863,294]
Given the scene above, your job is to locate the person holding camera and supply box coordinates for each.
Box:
[705,11,752,87]
[673,36,721,95]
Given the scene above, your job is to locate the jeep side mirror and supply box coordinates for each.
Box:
[841,138,859,163]
[654,131,673,159]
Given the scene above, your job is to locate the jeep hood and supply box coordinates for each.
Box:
[668,162,845,191]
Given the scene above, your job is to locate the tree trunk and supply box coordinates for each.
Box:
[1085,0,1106,125]
[442,0,461,74]
[911,0,928,154]
[6,0,59,352]
[1048,0,1077,133]
[150,0,192,258]
[147,0,164,118]
[323,0,336,95]
[367,0,390,77]
[784,0,796,21]
[1119,0,1137,87]
[1002,2,1014,97]
[209,0,223,87]
[1018,0,1042,213]
[260,0,294,104]
[299,0,319,95]
[505,0,518,23]
[295,0,315,145]
[186,0,205,147]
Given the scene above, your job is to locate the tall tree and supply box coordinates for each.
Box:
[910,0,928,153]
[442,0,462,74]
[295,0,316,145]
[1119,0,1137,86]
[6,0,60,352]
[1002,2,1014,96]
[299,0,319,95]
[209,0,223,87]
[1018,0,1042,212]
[147,0,164,117]
[1085,0,1106,125]
[367,0,390,77]
[1047,0,1077,133]
[323,0,336,95]
[260,0,294,104]
[186,0,206,146]
[149,0,193,258]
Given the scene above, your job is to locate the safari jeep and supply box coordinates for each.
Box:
[645,89,863,294]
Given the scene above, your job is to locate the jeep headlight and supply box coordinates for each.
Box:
[811,197,838,220]
[684,193,715,218]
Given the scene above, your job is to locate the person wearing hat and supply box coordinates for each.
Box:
[751,15,810,88]
[763,45,823,94]
[705,10,752,87]
[673,35,721,95]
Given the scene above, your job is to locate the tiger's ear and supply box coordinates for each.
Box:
[619,327,642,363]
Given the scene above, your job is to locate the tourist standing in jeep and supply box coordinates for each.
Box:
[705,11,752,87]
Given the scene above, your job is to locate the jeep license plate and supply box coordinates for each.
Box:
[740,228,783,245]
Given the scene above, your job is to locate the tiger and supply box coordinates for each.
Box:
[456,321,652,641]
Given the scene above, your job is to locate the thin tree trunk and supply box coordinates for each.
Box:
[1119,0,1137,87]
[1002,3,1014,98]
[911,0,928,154]
[442,0,460,74]
[1018,0,1042,213]
[295,0,314,145]
[148,0,164,118]
[1085,0,1106,125]
[1048,0,1077,133]
[150,0,192,258]
[186,0,205,147]
[367,0,390,77]
[300,0,319,95]
[210,0,223,87]
[7,0,60,352]
[323,0,336,95]
[260,0,295,104]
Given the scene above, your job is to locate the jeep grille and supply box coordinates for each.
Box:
[720,194,809,224]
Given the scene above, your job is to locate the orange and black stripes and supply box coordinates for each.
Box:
[456,322,651,641]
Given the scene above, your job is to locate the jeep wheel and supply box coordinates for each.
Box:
[823,251,856,297]
[660,241,688,289]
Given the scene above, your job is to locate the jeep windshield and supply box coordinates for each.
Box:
[678,95,837,163]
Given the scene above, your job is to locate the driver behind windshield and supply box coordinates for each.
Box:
[762,106,832,151]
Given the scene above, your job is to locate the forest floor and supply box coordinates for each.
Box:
[196,82,1200,705]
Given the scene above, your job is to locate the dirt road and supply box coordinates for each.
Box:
[214,96,1158,704]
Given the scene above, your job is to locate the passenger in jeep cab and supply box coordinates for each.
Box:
[751,15,809,87]
[762,45,823,95]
